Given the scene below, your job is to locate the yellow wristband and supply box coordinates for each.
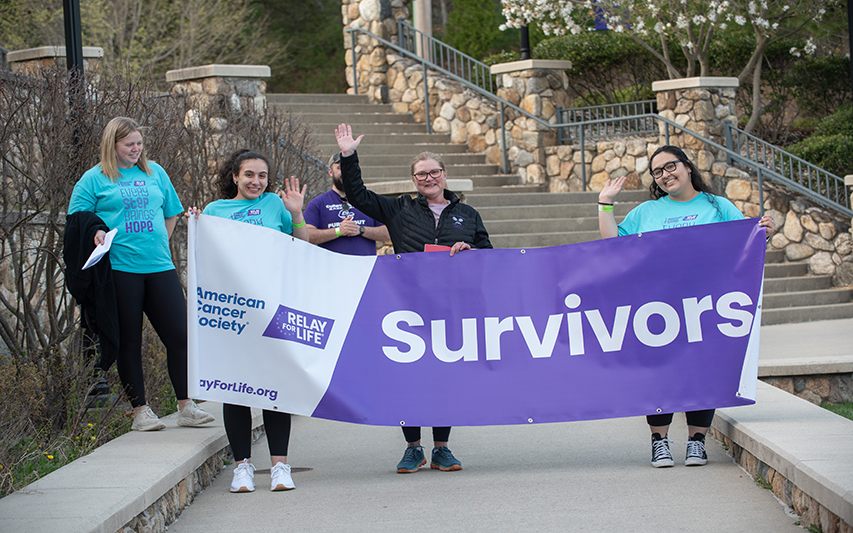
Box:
[598,205,614,212]
[293,219,306,228]
[335,226,341,237]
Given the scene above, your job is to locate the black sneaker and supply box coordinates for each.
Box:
[651,433,674,468]
[685,433,708,466]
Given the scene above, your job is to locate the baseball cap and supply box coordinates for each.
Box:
[328,152,341,166]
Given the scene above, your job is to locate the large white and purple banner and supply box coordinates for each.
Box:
[188,215,766,426]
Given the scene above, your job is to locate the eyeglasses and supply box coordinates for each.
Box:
[413,168,445,181]
[651,159,682,179]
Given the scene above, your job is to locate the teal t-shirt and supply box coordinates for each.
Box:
[68,162,183,273]
[618,193,744,236]
[202,193,293,234]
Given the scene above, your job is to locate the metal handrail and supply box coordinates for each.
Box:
[724,122,850,216]
[397,20,498,94]
[556,100,657,143]
[346,25,851,217]
[1,45,9,70]
[278,138,330,202]
[566,113,852,217]
[347,25,553,174]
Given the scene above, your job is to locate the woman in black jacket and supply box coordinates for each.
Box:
[335,122,492,474]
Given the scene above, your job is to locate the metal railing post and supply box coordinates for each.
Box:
[500,102,508,174]
[664,122,670,145]
[398,17,404,49]
[422,59,431,134]
[580,126,587,191]
[555,106,564,145]
[757,167,765,217]
[724,120,734,165]
[350,31,358,95]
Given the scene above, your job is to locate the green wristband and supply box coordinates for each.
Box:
[293,219,306,229]
[598,205,614,212]
[335,226,341,237]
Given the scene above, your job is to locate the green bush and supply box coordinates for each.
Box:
[444,0,521,61]
[813,104,853,138]
[482,50,521,66]
[787,132,853,177]
[533,30,667,105]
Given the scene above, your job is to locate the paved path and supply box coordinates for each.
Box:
[169,414,802,532]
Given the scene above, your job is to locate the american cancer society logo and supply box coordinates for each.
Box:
[262,305,334,349]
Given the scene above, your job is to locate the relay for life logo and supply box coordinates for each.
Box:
[263,305,335,349]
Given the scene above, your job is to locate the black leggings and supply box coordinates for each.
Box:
[402,426,451,444]
[113,270,188,407]
[223,404,292,460]
[646,409,715,429]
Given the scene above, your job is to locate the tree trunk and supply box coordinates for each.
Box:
[743,55,763,134]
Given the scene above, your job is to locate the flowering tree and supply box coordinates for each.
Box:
[501,0,837,131]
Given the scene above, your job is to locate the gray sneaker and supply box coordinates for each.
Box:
[132,406,166,432]
[177,400,215,427]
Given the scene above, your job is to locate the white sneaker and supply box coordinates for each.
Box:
[230,459,255,493]
[177,400,215,427]
[270,462,295,491]
[132,406,166,432]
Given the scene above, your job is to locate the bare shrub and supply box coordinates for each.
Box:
[0,63,319,497]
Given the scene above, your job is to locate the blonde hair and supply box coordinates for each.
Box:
[100,117,151,181]
[410,151,445,177]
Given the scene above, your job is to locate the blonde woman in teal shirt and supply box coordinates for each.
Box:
[69,117,214,432]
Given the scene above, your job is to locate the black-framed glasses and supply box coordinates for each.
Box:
[413,168,445,181]
[651,159,682,179]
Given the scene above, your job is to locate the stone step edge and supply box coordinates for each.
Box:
[758,355,853,377]
[712,380,853,529]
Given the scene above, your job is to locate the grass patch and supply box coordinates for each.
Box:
[820,402,853,422]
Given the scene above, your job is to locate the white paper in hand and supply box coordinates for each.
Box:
[82,228,118,270]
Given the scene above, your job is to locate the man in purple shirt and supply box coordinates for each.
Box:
[305,153,389,255]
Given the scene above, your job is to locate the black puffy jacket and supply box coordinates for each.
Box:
[341,152,492,254]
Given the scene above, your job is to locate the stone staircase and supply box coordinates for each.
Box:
[268,93,853,325]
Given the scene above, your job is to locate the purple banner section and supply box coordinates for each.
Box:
[313,219,766,427]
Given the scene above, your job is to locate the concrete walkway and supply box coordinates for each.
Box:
[1,318,851,532]
[167,415,802,533]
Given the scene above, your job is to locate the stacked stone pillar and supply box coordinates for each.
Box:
[166,65,270,119]
[6,46,103,74]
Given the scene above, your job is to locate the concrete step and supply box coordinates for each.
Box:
[276,102,395,115]
[267,93,369,104]
[489,231,602,248]
[479,204,636,220]
[765,249,785,264]
[764,262,810,279]
[762,275,833,293]
[761,302,853,325]
[295,112,414,124]
[309,123,429,134]
[353,153,486,166]
[316,143,470,155]
[465,185,548,195]
[485,217,604,234]
[357,163,499,178]
[313,133,452,145]
[466,190,650,208]
[763,288,853,309]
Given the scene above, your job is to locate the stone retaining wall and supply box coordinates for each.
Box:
[711,427,853,533]
[761,373,853,405]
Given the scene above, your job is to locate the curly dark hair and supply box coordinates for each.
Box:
[648,145,723,218]
[217,149,271,199]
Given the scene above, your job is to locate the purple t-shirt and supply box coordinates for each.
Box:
[304,189,384,256]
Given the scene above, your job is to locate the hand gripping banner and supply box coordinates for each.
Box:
[187,215,766,426]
